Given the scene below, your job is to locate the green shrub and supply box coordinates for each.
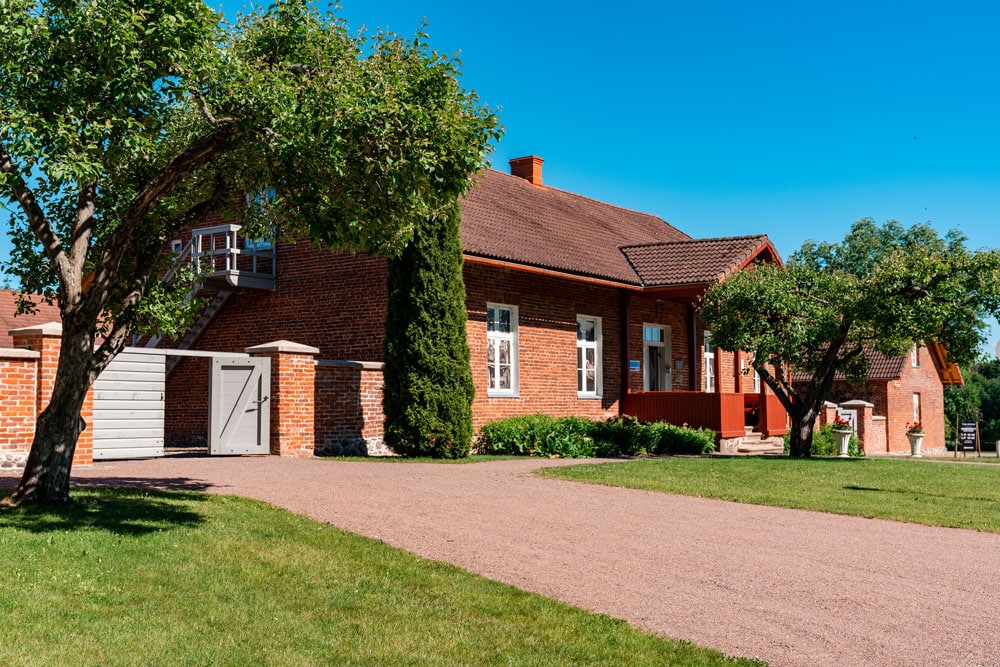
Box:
[647,421,717,455]
[477,415,595,458]
[383,203,474,458]
[479,415,716,458]
[784,424,865,457]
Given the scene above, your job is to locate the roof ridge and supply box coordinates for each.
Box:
[619,234,769,252]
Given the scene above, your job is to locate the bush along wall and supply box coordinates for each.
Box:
[477,415,716,459]
[783,424,865,457]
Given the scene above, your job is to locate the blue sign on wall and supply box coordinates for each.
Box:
[629,360,640,372]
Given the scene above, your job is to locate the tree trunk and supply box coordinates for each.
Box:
[787,407,817,458]
[3,322,98,506]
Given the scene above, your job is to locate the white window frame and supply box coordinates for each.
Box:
[703,331,716,393]
[913,392,921,423]
[642,324,672,391]
[577,315,603,398]
[486,303,518,397]
[911,344,920,368]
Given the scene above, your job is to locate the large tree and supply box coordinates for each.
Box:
[0,0,499,504]
[700,219,1000,456]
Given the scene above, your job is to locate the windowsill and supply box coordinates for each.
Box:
[577,393,603,400]
[487,391,520,399]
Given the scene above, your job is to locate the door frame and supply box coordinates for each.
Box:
[642,323,672,392]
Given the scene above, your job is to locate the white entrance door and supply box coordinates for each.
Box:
[209,356,270,455]
[643,325,672,391]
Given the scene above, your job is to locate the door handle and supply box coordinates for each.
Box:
[253,396,269,404]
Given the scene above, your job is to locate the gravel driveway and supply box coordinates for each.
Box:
[3,455,998,666]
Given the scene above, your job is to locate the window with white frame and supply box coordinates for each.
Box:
[913,392,921,423]
[577,315,602,397]
[486,304,518,396]
[703,331,715,393]
[911,344,920,367]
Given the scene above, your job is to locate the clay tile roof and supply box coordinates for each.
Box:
[0,290,61,347]
[792,347,907,383]
[460,169,691,284]
[862,349,907,380]
[620,235,774,287]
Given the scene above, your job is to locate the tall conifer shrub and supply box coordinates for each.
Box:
[383,201,474,457]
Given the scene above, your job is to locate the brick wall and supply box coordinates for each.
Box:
[0,324,93,467]
[887,346,946,454]
[464,263,623,428]
[314,361,386,455]
[0,350,39,466]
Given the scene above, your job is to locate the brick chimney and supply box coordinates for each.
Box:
[509,155,544,186]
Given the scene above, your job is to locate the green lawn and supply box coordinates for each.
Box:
[0,488,760,666]
[542,457,1000,533]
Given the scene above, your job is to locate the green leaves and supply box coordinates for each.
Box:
[1,0,499,338]
[701,218,1000,454]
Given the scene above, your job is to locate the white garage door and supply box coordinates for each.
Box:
[92,349,165,460]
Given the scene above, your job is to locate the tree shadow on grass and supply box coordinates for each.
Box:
[0,485,210,536]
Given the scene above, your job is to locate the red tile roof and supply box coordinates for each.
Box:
[791,348,907,382]
[621,235,775,287]
[460,169,691,285]
[0,290,61,347]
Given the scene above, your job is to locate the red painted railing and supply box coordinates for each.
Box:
[759,392,789,436]
[622,391,745,439]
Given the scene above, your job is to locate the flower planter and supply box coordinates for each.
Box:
[907,432,924,457]
[833,429,852,457]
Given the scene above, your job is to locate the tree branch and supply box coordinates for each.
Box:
[89,122,239,307]
[0,139,71,281]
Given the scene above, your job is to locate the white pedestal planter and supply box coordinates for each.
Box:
[907,432,924,457]
[833,429,852,457]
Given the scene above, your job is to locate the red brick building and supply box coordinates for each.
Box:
[160,156,788,454]
[811,344,961,455]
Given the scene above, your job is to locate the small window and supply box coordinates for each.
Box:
[577,315,602,397]
[170,239,184,254]
[913,392,921,423]
[487,304,518,396]
[911,344,920,368]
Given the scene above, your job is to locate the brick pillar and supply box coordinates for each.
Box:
[818,401,838,428]
[10,322,93,466]
[840,400,875,454]
[246,340,319,457]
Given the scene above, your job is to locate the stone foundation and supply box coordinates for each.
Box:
[0,451,27,469]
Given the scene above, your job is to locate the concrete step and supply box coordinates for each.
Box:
[736,440,785,455]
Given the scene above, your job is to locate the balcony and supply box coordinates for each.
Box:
[190,224,276,290]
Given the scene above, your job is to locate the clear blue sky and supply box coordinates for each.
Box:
[5,1,1000,346]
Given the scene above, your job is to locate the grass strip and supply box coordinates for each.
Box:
[0,487,760,666]
[541,457,1000,532]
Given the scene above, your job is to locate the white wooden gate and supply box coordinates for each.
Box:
[93,350,165,460]
[209,356,270,455]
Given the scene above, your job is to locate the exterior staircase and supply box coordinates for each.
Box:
[160,290,234,374]
[142,223,275,373]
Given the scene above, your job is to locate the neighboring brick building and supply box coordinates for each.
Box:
[160,156,788,454]
[0,291,61,347]
[805,343,961,455]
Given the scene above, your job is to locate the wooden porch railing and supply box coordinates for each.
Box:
[622,391,745,439]
[758,392,789,436]
[745,392,789,436]
[622,391,789,439]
